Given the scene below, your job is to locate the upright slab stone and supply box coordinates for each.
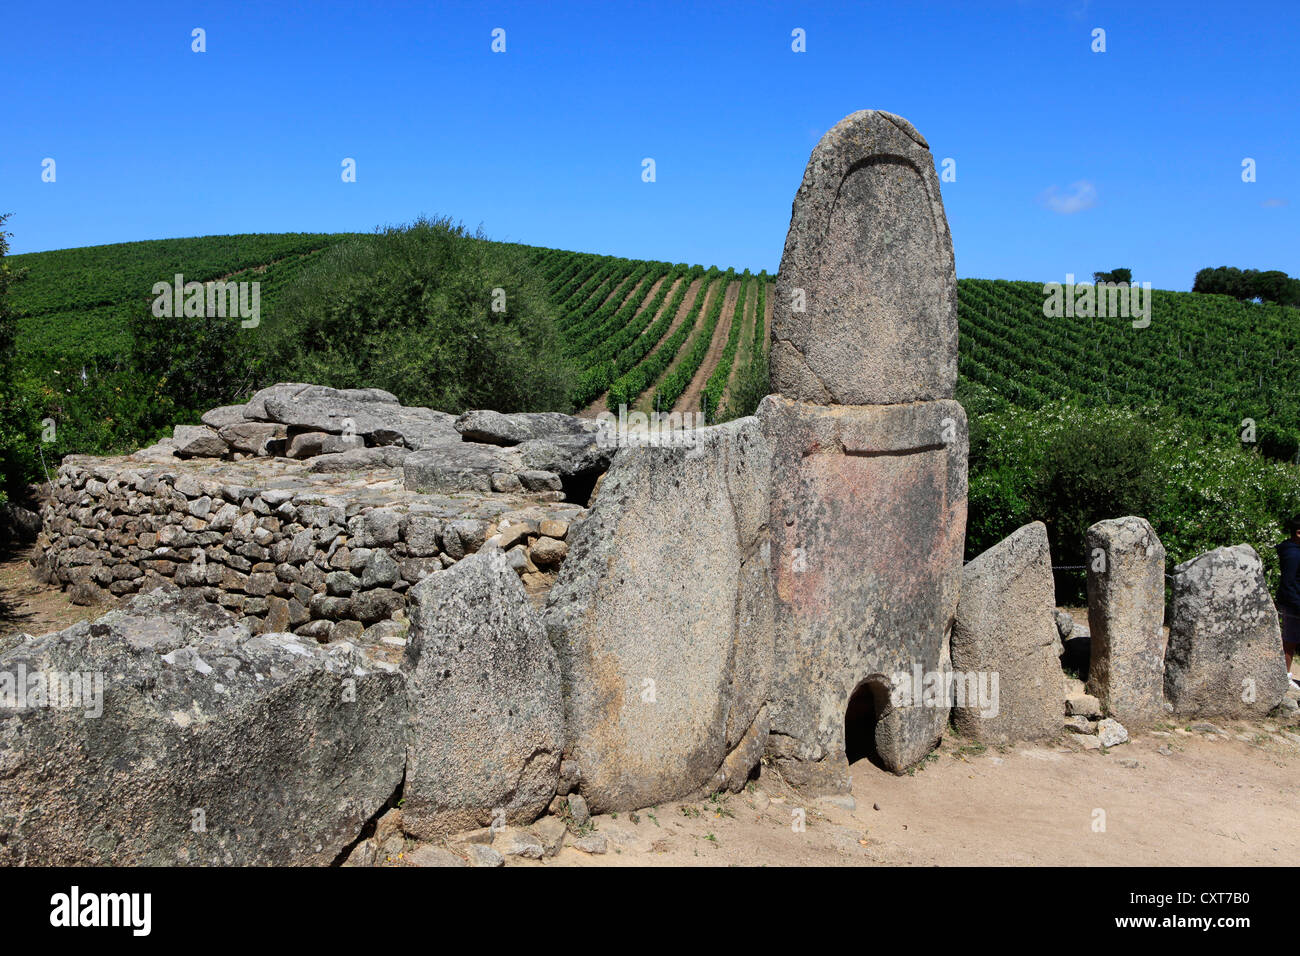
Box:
[771,110,958,406]
[403,552,565,837]
[761,110,966,790]
[1085,516,1167,726]
[951,522,1062,744]
[760,396,967,787]
[1164,544,1288,718]
[544,419,773,813]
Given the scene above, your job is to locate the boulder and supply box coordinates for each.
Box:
[403,444,520,494]
[1085,517,1167,726]
[530,536,568,569]
[1065,694,1102,718]
[307,446,412,473]
[200,404,248,430]
[217,420,287,456]
[265,399,460,451]
[130,442,178,463]
[402,552,565,838]
[286,431,364,460]
[951,522,1062,744]
[0,588,406,865]
[515,435,615,483]
[455,410,598,446]
[1097,717,1129,748]
[172,425,228,459]
[1,504,41,542]
[1055,609,1074,640]
[244,383,399,421]
[543,418,772,813]
[770,110,958,405]
[1164,544,1288,718]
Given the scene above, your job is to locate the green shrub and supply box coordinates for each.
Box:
[0,214,39,503]
[717,347,769,422]
[968,402,1300,602]
[128,291,259,435]
[257,217,574,413]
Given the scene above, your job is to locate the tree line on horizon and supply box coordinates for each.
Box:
[1193,265,1300,307]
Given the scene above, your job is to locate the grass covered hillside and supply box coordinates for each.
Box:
[14,233,1300,450]
[8,227,1300,592]
[12,234,355,369]
[958,279,1300,460]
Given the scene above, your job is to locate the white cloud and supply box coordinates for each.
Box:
[1261,197,1289,208]
[1038,180,1098,215]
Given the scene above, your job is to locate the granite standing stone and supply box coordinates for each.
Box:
[1164,544,1288,718]
[951,522,1063,743]
[1085,516,1168,726]
[0,588,405,865]
[771,110,958,406]
[760,396,967,787]
[544,419,773,812]
[402,552,565,838]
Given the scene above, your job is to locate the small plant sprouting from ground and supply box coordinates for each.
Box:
[907,752,942,776]
[706,791,735,818]
[557,801,597,837]
[679,804,701,819]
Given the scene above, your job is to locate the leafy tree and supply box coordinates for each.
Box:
[1092,268,1132,285]
[259,217,574,413]
[127,279,259,435]
[0,214,35,505]
[1193,265,1300,306]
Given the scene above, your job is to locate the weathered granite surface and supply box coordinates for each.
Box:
[771,110,958,406]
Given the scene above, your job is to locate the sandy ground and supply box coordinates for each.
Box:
[0,545,107,640]
[533,725,1300,867]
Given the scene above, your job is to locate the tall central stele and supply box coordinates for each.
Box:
[759,110,968,791]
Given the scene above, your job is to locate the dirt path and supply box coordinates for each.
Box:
[719,280,756,413]
[576,275,677,419]
[673,280,741,415]
[587,272,644,318]
[763,280,772,343]
[0,545,106,642]
[536,724,1300,866]
[629,277,707,414]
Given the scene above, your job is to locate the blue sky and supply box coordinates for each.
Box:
[5,0,1296,290]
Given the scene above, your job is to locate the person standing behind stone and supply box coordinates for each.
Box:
[1275,514,1300,685]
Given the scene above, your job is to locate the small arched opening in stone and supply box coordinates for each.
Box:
[844,677,891,770]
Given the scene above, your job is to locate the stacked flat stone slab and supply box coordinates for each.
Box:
[145,383,613,496]
[1164,544,1288,718]
[1085,517,1168,726]
[951,522,1062,744]
[544,419,772,812]
[35,452,589,640]
[761,110,966,789]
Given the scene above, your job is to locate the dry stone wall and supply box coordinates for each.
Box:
[33,385,607,654]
